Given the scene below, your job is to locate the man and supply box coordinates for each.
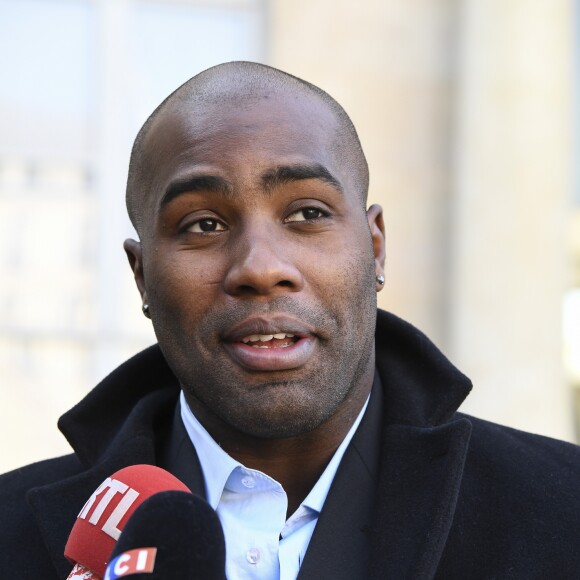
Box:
[1,62,580,579]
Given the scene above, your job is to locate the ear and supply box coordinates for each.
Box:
[366,204,386,289]
[123,238,148,305]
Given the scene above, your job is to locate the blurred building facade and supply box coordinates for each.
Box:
[1,0,579,472]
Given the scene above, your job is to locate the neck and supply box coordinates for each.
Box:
[184,365,374,516]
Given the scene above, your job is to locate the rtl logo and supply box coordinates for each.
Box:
[77,477,140,540]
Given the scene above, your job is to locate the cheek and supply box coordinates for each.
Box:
[302,231,376,333]
[305,226,374,288]
[145,251,224,319]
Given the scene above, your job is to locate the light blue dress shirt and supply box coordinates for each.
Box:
[180,391,369,580]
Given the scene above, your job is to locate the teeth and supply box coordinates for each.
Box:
[241,333,295,344]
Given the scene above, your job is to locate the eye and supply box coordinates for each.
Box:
[187,218,227,233]
[285,207,327,223]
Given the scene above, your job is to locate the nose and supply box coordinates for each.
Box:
[223,224,304,297]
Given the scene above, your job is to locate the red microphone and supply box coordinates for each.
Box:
[64,465,191,579]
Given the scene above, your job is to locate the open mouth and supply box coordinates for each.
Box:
[222,316,317,371]
[240,333,299,349]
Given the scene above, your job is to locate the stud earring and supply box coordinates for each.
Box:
[142,303,151,319]
[376,274,385,286]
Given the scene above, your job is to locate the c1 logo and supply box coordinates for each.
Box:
[104,548,157,579]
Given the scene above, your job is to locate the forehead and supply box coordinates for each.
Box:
[139,92,348,199]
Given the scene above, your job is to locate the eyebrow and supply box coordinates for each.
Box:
[160,175,234,209]
[159,162,342,210]
[261,163,343,194]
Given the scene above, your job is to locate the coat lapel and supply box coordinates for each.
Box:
[297,373,383,580]
[369,418,472,579]
[26,389,177,578]
[157,400,207,498]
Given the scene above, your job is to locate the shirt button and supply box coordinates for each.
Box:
[241,476,255,488]
[246,548,260,564]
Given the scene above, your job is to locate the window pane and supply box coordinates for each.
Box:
[0,0,94,159]
[131,1,264,123]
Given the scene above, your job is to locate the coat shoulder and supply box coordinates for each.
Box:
[0,453,83,492]
[462,413,580,483]
[441,414,580,576]
[459,413,580,520]
[0,454,82,576]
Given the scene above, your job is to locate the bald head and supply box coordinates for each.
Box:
[126,61,369,235]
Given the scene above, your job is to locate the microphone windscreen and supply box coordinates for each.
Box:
[65,465,191,578]
[105,490,225,580]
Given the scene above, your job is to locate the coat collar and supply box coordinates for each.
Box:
[370,310,473,578]
[374,309,472,426]
[57,345,180,468]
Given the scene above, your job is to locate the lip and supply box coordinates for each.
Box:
[222,316,317,372]
[223,316,316,342]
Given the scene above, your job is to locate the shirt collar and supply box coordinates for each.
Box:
[300,394,369,514]
[180,391,370,515]
[179,391,240,509]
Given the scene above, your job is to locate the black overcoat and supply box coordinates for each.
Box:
[1,310,580,578]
